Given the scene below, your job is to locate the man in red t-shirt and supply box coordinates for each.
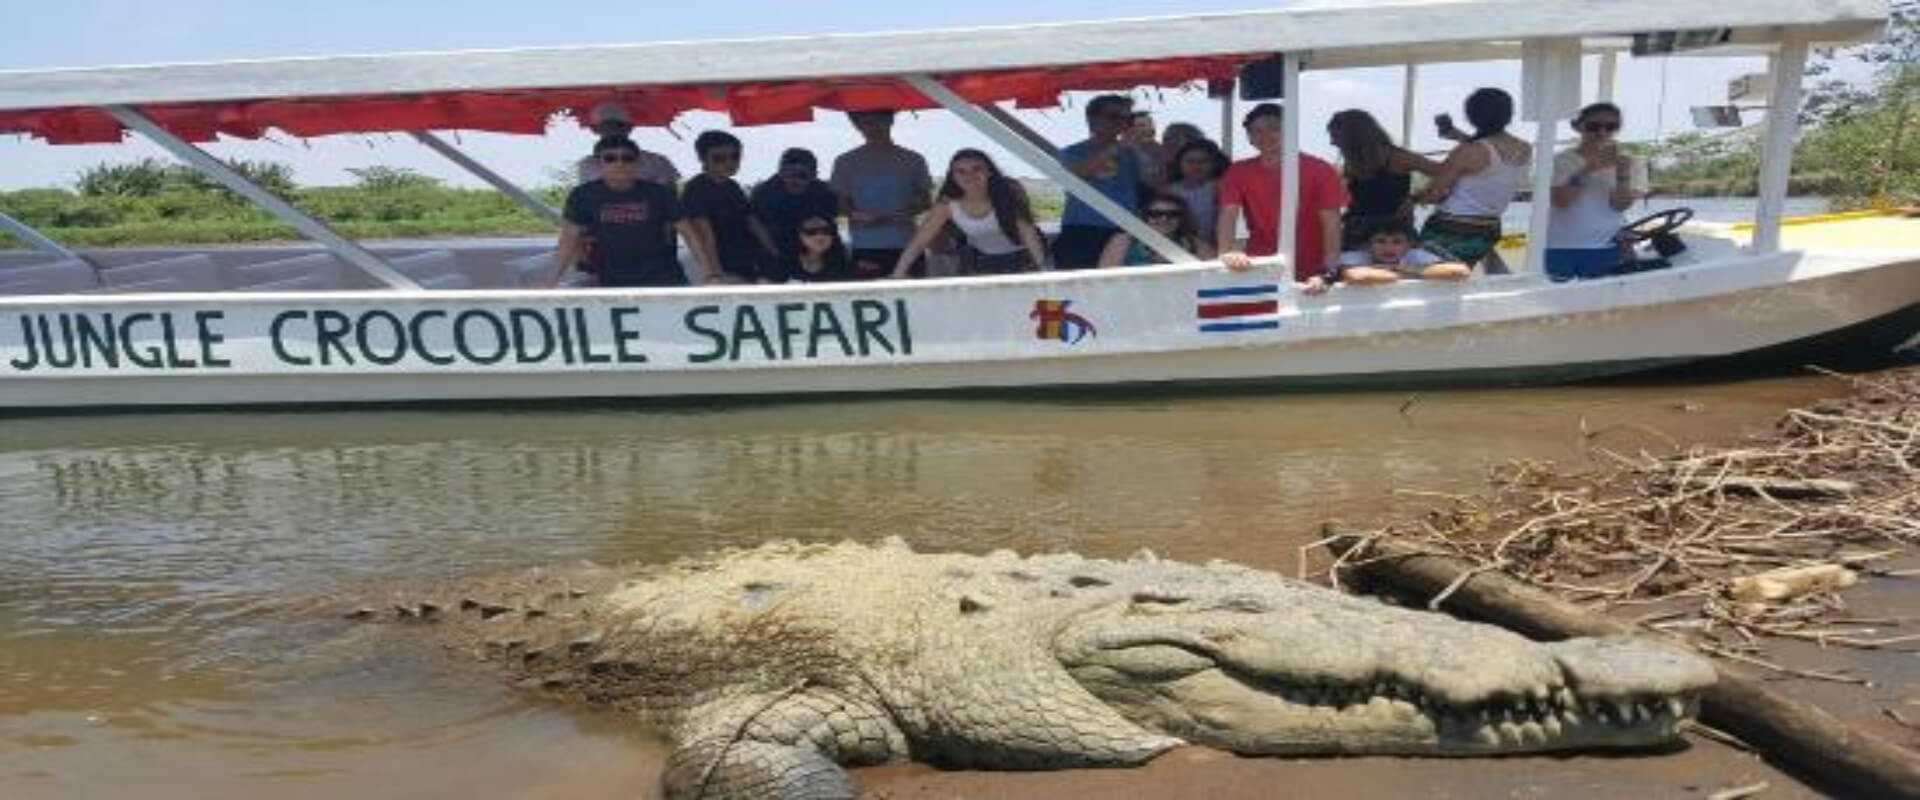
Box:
[1217,102,1349,290]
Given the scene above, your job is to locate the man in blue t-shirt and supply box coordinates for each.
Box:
[1052,94,1145,270]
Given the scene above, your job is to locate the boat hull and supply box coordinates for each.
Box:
[3,248,1916,409]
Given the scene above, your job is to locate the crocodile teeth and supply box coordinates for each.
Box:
[1519,721,1548,745]
[1541,715,1564,738]
[1668,697,1688,718]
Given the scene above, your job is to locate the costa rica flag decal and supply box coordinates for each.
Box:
[1196,284,1282,333]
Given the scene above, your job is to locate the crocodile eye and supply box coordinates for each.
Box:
[1131,591,1190,606]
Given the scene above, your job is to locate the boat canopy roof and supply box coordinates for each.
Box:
[0,0,1886,145]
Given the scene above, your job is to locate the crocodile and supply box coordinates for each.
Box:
[350,539,1716,799]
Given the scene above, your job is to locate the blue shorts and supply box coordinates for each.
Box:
[1545,248,1621,282]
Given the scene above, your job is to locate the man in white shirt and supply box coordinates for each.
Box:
[574,103,681,188]
[1545,102,1650,281]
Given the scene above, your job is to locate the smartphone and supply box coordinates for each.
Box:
[1434,113,1456,134]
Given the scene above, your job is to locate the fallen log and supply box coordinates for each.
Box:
[1325,534,1920,799]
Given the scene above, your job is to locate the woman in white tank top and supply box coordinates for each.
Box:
[893,149,1049,277]
[1414,88,1531,269]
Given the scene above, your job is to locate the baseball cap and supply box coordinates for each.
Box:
[778,148,818,176]
[588,103,634,135]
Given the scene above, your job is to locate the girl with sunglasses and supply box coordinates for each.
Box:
[1545,102,1649,281]
[781,216,851,283]
[1098,193,1216,267]
[892,149,1048,278]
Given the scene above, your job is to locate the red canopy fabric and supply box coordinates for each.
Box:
[0,56,1251,145]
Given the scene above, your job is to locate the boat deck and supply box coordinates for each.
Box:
[1751,211,1920,250]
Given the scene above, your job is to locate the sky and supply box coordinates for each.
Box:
[0,0,1785,191]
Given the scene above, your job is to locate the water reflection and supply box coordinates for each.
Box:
[0,378,1837,797]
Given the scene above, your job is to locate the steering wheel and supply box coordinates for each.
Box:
[1617,207,1694,244]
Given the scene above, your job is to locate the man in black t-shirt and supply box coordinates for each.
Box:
[681,130,780,284]
[549,136,693,288]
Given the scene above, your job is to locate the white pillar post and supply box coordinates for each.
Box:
[1278,54,1302,276]
[1524,114,1557,275]
[1220,92,1237,159]
[105,105,421,290]
[1598,52,1619,102]
[1754,37,1809,253]
[412,131,562,225]
[1521,39,1580,275]
[902,74,1196,264]
[1401,63,1419,146]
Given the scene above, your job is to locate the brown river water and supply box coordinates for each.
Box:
[0,376,1843,799]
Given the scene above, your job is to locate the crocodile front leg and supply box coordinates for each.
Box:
[662,685,907,800]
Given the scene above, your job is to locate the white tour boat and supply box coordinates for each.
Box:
[0,0,1911,409]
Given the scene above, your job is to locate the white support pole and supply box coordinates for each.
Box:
[1220,92,1237,159]
[1598,52,1619,102]
[1753,37,1809,253]
[979,105,1060,159]
[1521,40,1579,276]
[412,131,562,225]
[1401,63,1419,147]
[105,105,421,291]
[901,74,1196,265]
[1524,113,1557,274]
[1278,54,1302,275]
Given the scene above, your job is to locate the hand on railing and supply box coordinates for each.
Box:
[1218,251,1287,273]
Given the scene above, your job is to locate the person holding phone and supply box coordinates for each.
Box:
[1413,88,1530,271]
[1545,102,1649,281]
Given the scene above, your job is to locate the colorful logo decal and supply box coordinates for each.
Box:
[1031,299,1098,344]
[1196,284,1282,333]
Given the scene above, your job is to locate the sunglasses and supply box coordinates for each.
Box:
[799,226,835,236]
[1582,122,1621,133]
[706,151,742,163]
[1145,208,1182,220]
[598,153,638,164]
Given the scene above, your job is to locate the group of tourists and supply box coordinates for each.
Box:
[549,88,1647,290]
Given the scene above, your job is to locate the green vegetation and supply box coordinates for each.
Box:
[1644,0,1917,208]
[0,160,560,249]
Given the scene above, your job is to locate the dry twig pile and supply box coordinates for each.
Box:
[1322,368,1920,680]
